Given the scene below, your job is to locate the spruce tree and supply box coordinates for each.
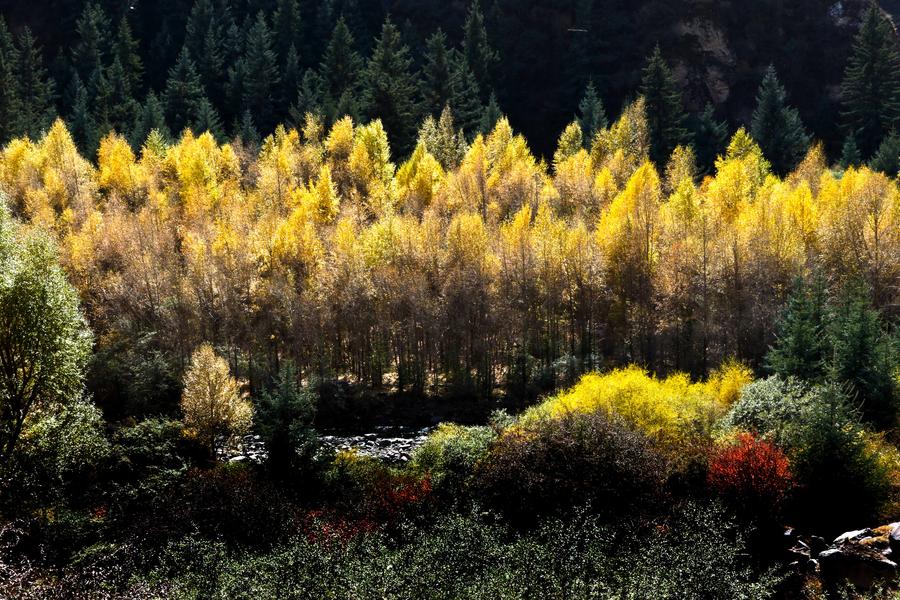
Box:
[72,1,111,93]
[691,103,728,175]
[198,26,227,107]
[576,80,607,145]
[98,57,139,135]
[192,98,224,140]
[750,66,810,176]
[241,12,280,134]
[281,44,302,114]
[840,135,862,169]
[869,131,900,176]
[290,68,323,124]
[480,91,502,134]
[840,4,900,160]
[163,47,206,135]
[422,30,453,118]
[828,281,898,428]
[641,45,689,167]
[463,0,499,100]
[15,28,55,139]
[0,17,21,144]
[418,106,467,170]
[273,0,303,62]
[318,17,365,123]
[131,91,170,148]
[766,275,829,382]
[449,52,484,138]
[365,17,419,156]
[68,75,99,156]
[113,16,143,99]
[236,109,261,147]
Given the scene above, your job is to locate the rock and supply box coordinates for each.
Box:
[808,536,827,557]
[819,546,897,590]
[833,529,872,546]
[890,523,900,556]
[229,455,247,463]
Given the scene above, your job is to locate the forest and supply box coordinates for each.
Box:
[0,0,899,598]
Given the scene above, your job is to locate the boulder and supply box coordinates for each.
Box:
[833,529,872,546]
[890,523,900,556]
[819,546,897,590]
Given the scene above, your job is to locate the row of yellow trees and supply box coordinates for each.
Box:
[1,100,897,403]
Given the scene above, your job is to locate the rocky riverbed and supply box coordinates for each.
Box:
[220,426,434,465]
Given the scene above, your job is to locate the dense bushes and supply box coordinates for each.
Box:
[477,410,667,525]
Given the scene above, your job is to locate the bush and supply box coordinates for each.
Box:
[523,365,751,460]
[409,423,495,501]
[720,376,813,446]
[708,433,793,520]
[476,410,667,525]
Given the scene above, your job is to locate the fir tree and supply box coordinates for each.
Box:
[15,28,55,139]
[641,45,689,167]
[236,109,261,147]
[131,91,170,148]
[98,57,139,135]
[480,91,502,134]
[318,17,365,123]
[68,75,99,156]
[290,68,323,124]
[273,0,303,62]
[163,47,206,134]
[241,12,280,133]
[422,29,453,118]
[690,103,728,175]
[750,65,810,176]
[766,275,829,382]
[418,105,467,169]
[72,1,111,92]
[0,17,21,144]
[113,16,143,98]
[185,0,233,108]
[828,281,898,428]
[840,135,862,169]
[869,131,900,176]
[449,52,484,138]
[463,0,499,100]
[365,17,419,156]
[198,26,227,107]
[192,97,224,140]
[281,44,302,114]
[576,80,607,145]
[840,4,900,160]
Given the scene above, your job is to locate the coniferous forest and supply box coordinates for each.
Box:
[1,1,900,598]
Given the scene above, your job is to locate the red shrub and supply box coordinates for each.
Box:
[708,433,793,512]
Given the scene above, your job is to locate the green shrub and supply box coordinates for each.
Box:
[409,423,494,500]
[476,410,667,525]
[720,376,813,446]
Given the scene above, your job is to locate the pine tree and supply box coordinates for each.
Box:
[840,135,862,169]
[690,103,728,175]
[750,65,810,176]
[576,80,607,145]
[0,17,21,144]
[113,16,143,98]
[365,17,419,156]
[641,45,689,166]
[290,68,323,124]
[480,91,502,134]
[192,97,224,140]
[828,281,898,428]
[422,29,453,118]
[869,131,900,176]
[98,57,139,135]
[463,0,499,100]
[163,47,206,134]
[236,109,261,147]
[418,105,467,169]
[15,28,55,139]
[281,44,301,114]
[131,91,170,148]
[198,25,227,107]
[68,75,99,156]
[766,275,829,382]
[449,52,484,138]
[318,17,365,123]
[273,0,303,62]
[841,4,900,160]
[241,12,280,133]
[72,2,111,92]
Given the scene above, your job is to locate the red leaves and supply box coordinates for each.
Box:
[708,433,793,510]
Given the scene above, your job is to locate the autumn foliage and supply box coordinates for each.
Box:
[707,433,793,512]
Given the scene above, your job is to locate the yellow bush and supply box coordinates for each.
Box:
[522,365,754,455]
